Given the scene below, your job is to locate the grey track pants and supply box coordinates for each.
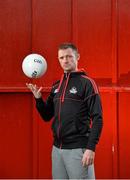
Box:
[52,146,95,179]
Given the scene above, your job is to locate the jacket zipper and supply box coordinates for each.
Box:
[57,96,62,143]
[57,73,70,148]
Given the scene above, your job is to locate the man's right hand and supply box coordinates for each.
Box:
[26,83,42,99]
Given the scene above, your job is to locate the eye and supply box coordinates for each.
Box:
[67,55,73,58]
[59,56,64,60]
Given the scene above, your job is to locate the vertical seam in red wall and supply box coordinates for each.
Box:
[111,0,118,84]
[116,92,119,178]
[71,0,78,45]
[31,0,39,178]
[111,0,119,178]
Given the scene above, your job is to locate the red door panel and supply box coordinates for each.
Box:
[0,0,32,87]
[33,92,53,178]
[118,1,130,178]
[76,0,112,84]
[118,93,130,178]
[95,92,113,179]
[0,93,33,178]
[118,0,130,86]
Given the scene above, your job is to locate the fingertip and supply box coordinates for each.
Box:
[26,83,29,87]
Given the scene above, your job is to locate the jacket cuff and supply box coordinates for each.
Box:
[35,97,43,103]
[86,143,96,152]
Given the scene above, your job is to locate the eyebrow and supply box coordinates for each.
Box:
[58,55,74,59]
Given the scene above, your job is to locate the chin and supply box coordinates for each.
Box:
[64,68,71,72]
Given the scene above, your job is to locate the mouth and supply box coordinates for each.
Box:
[63,63,69,67]
[63,65,70,69]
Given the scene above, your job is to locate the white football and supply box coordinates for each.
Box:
[22,53,47,78]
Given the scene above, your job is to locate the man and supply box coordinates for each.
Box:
[26,43,103,179]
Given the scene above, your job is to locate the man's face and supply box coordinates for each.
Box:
[58,48,79,73]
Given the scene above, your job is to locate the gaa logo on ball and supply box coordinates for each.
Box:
[22,54,47,78]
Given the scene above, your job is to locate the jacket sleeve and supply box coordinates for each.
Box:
[35,89,54,121]
[85,80,103,151]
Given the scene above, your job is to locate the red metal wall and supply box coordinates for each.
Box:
[0,0,130,179]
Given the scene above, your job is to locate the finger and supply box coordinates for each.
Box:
[82,161,86,167]
[30,84,38,92]
[87,159,94,166]
[26,83,32,87]
[37,87,43,93]
[26,83,35,92]
[29,84,34,91]
[31,84,36,91]
[26,83,30,88]
[26,83,32,89]
[82,157,87,167]
[34,84,40,92]
[34,84,37,90]
[82,157,92,167]
[89,159,94,165]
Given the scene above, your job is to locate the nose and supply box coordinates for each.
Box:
[64,55,71,61]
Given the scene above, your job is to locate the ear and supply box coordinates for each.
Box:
[77,53,80,61]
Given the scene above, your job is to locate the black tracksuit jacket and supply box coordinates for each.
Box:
[35,70,103,151]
